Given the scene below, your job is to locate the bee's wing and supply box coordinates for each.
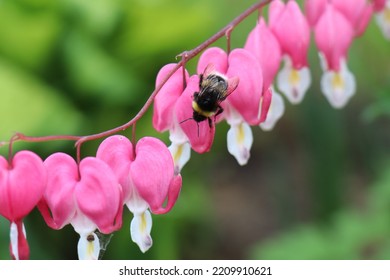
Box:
[226,76,239,96]
[202,63,216,77]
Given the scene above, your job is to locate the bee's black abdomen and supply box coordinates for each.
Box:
[196,92,220,111]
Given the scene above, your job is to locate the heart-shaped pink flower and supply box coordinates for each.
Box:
[39,153,123,234]
[97,135,182,253]
[97,135,181,215]
[0,151,46,260]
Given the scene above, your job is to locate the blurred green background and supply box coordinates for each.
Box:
[0,0,390,260]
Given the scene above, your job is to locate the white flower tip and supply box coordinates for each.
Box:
[321,64,356,109]
[130,210,153,253]
[260,90,285,131]
[227,122,253,166]
[169,141,191,173]
[77,232,100,260]
[237,148,250,166]
[277,58,311,104]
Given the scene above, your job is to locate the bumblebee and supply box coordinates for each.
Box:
[184,64,239,129]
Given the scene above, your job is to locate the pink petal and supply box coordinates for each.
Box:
[130,137,177,213]
[153,174,182,214]
[176,75,215,153]
[373,0,386,12]
[333,0,367,30]
[305,0,327,26]
[153,64,189,132]
[314,4,354,71]
[269,0,285,28]
[76,157,123,234]
[42,153,78,229]
[0,151,46,222]
[355,5,373,36]
[197,47,228,75]
[259,87,273,123]
[244,18,282,90]
[270,0,310,68]
[96,135,134,201]
[226,48,263,125]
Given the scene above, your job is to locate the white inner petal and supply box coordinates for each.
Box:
[168,141,191,174]
[126,188,149,215]
[10,222,19,260]
[169,121,189,144]
[321,60,356,109]
[260,88,285,131]
[71,213,97,235]
[224,104,243,126]
[130,210,153,253]
[277,56,311,104]
[77,232,100,260]
[227,122,253,166]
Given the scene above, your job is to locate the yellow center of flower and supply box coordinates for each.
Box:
[173,144,183,163]
[140,212,147,233]
[87,235,95,258]
[237,123,245,144]
[288,69,300,86]
[332,72,344,90]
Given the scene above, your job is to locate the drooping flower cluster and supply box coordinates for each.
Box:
[154,0,390,170]
[0,136,181,260]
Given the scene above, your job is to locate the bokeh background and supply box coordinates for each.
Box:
[0,0,390,260]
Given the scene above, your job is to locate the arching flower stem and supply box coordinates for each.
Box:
[4,0,273,161]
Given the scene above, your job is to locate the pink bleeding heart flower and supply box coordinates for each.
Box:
[375,0,390,39]
[197,47,263,165]
[38,153,123,260]
[97,135,182,253]
[153,64,212,172]
[314,3,356,108]
[331,0,373,36]
[153,64,190,132]
[0,151,46,260]
[174,75,217,153]
[244,17,285,131]
[270,0,311,104]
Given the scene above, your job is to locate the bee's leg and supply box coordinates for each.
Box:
[213,106,223,121]
[215,106,224,117]
[208,117,213,129]
[199,74,203,88]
